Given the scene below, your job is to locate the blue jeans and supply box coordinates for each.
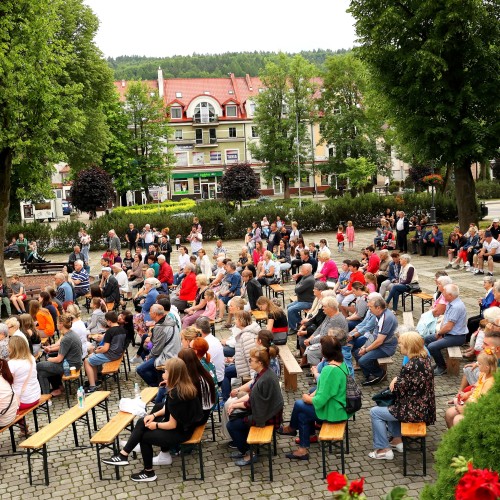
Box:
[221,363,237,401]
[358,342,397,379]
[287,301,313,331]
[370,405,401,449]
[424,333,467,369]
[347,319,362,331]
[385,284,408,311]
[341,346,354,377]
[173,272,185,286]
[136,356,160,387]
[289,399,318,448]
[226,416,250,454]
[349,336,368,352]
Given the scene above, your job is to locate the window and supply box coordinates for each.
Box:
[171,107,182,119]
[210,151,221,164]
[175,152,188,167]
[174,129,183,140]
[209,128,217,144]
[228,127,236,138]
[226,149,239,164]
[192,152,204,165]
[175,92,182,98]
[193,178,201,194]
[173,179,189,194]
[249,102,256,116]
[194,102,216,123]
[300,175,310,188]
[321,174,330,186]
[226,105,237,117]
[196,129,203,144]
[251,126,258,138]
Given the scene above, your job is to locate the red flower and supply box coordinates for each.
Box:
[456,464,500,500]
[349,477,365,495]
[326,471,347,492]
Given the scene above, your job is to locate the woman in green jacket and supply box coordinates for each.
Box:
[278,336,348,460]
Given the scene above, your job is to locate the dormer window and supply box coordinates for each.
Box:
[171,107,182,119]
[194,102,216,123]
[226,105,237,118]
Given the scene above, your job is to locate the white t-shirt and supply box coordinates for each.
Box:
[8,358,41,405]
[483,239,500,253]
[114,270,129,293]
[71,319,90,357]
[178,253,190,271]
[0,376,18,426]
[189,232,203,253]
[204,333,225,383]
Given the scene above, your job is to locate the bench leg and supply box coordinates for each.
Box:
[345,420,349,454]
[422,437,427,476]
[86,412,92,440]
[447,358,460,376]
[72,422,79,447]
[65,382,70,408]
[181,447,187,481]
[33,408,39,432]
[27,449,33,485]
[114,439,121,480]
[198,442,204,481]
[403,437,408,476]
[283,367,297,391]
[116,372,122,399]
[340,440,345,475]
[249,445,255,482]
[321,441,327,479]
[210,411,216,442]
[96,444,104,481]
[268,442,273,481]
[92,408,98,431]
[42,444,49,486]
[9,426,16,452]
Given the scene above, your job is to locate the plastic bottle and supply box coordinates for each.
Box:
[63,359,70,377]
[77,386,85,408]
[134,383,140,398]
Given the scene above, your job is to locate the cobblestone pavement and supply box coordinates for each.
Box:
[0,229,487,499]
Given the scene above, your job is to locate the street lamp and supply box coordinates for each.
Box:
[295,111,302,208]
[430,160,437,224]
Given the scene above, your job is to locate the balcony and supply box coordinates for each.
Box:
[192,114,219,126]
[217,136,246,143]
[195,137,218,147]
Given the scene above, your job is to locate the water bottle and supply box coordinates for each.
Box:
[134,383,140,398]
[63,359,70,377]
[77,386,85,408]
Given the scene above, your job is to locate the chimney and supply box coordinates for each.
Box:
[158,67,164,98]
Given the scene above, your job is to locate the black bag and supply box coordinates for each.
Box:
[406,282,421,293]
[228,408,251,421]
[336,365,362,414]
[372,387,395,407]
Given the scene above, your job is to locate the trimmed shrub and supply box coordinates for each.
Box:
[421,371,500,499]
[5,221,52,254]
[475,180,500,199]
[51,220,86,252]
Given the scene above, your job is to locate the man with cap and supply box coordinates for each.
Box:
[488,219,500,240]
[100,267,120,307]
[474,230,500,276]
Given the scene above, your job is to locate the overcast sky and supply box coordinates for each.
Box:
[83,0,356,58]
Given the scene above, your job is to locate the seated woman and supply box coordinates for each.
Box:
[127,253,144,288]
[17,314,42,356]
[0,359,18,429]
[345,282,369,331]
[368,332,435,460]
[416,275,452,337]
[445,348,497,429]
[236,246,253,274]
[466,275,496,340]
[256,296,288,345]
[121,249,134,273]
[257,251,278,287]
[385,254,419,313]
[451,227,478,270]
[102,357,204,481]
[276,239,291,275]
[314,252,339,285]
[220,297,246,357]
[226,345,283,466]
[170,264,198,313]
[29,299,55,338]
[182,275,211,328]
[278,336,349,460]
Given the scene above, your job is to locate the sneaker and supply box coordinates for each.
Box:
[362,376,382,386]
[84,386,97,394]
[445,263,452,269]
[152,451,172,466]
[434,366,447,376]
[390,442,404,453]
[487,272,494,277]
[130,469,157,482]
[452,265,461,270]
[102,453,129,466]
[227,441,238,449]
[474,270,484,275]
[120,440,140,453]
[130,356,142,364]
[368,449,394,460]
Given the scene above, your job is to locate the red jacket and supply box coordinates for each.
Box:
[158,261,173,285]
[366,254,381,274]
[179,272,198,301]
[347,270,365,290]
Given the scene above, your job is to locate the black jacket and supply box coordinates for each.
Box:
[246,279,263,310]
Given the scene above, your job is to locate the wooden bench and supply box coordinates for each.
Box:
[319,421,348,479]
[180,423,206,481]
[402,287,423,312]
[269,284,285,308]
[377,357,394,372]
[278,344,302,391]
[90,387,158,480]
[62,369,84,407]
[247,425,277,481]
[413,292,433,313]
[23,262,67,274]
[0,394,52,453]
[19,390,111,485]
[401,422,427,476]
[252,309,268,327]
[101,355,125,399]
[446,346,463,376]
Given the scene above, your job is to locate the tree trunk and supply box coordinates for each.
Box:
[454,162,478,233]
[439,164,452,194]
[0,147,13,282]
[283,175,290,199]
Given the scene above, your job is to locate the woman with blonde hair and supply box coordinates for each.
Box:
[66,303,91,357]
[18,314,41,355]
[256,296,288,345]
[102,357,203,482]
[180,326,200,349]
[8,336,41,436]
[368,331,435,460]
[29,300,55,338]
[182,274,210,328]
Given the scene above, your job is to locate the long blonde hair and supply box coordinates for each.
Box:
[164,358,197,400]
[256,296,282,316]
[9,336,32,361]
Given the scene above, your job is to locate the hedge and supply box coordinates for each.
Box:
[5,193,462,253]
[421,371,500,499]
[475,180,500,200]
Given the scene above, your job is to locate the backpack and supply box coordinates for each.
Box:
[336,365,363,414]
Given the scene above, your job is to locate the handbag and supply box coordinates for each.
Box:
[406,282,421,293]
[372,387,395,407]
[228,408,251,421]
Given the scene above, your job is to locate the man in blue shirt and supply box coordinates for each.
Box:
[55,273,74,303]
[70,260,90,299]
[425,284,467,375]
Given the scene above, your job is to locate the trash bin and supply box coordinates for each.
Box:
[218,222,225,239]
[480,203,488,218]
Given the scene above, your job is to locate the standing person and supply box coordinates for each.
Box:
[158,235,172,264]
[108,230,121,255]
[425,284,468,376]
[9,275,27,315]
[186,224,203,256]
[267,223,281,252]
[346,221,355,250]
[336,225,345,253]
[16,233,28,264]
[126,223,139,251]
[173,246,190,286]
[395,211,410,253]
[0,277,11,318]
[102,357,203,482]
[79,228,91,265]
[37,314,83,396]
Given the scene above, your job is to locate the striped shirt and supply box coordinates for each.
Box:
[71,268,89,294]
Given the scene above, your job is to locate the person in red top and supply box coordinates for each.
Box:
[338,260,365,316]
[157,254,173,292]
[170,264,198,312]
[363,246,381,274]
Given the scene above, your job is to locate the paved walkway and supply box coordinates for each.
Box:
[0,229,487,499]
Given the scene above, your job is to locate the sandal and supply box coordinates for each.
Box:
[50,389,63,397]
[368,449,394,460]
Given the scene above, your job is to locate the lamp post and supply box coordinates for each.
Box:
[430,161,436,224]
[295,111,302,208]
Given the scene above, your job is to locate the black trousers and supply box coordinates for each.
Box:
[396,231,408,252]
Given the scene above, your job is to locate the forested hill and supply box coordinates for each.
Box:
[108,49,350,80]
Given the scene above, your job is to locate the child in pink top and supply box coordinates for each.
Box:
[202,290,217,320]
[346,221,355,249]
[365,272,377,293]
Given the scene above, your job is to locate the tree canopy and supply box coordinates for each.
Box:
[220,163,260,207]
[70,167,115,214]
[348,0,500,229]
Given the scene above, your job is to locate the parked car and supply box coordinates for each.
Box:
[62,200,72,215]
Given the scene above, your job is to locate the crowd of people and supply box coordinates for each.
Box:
[0,211,498,483]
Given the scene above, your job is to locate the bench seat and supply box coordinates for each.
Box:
[319,421,347,478]
[446,346,463,376]
[401,422,427,476]
[279,344,302,391]
[247,425,276,481]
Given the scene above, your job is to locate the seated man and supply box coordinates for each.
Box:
[421,224,444,257]
[474,230,500,276]
[83,311,127,393]
[215,261,241,322]
[70,259,90,300]
[111,262,129,297]
[3,237,18,259]
[287,263,315,335]
[157,254,174,293]
[410,225,424,254]
[68,245,85,273]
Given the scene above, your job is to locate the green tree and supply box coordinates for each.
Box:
[220,163,260,208]
[318,53,387,178]
[69,167,115,215]
[125,81,174,202]
[348,0,500,231]
[339,157,377,194]
[250,54,318,199]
